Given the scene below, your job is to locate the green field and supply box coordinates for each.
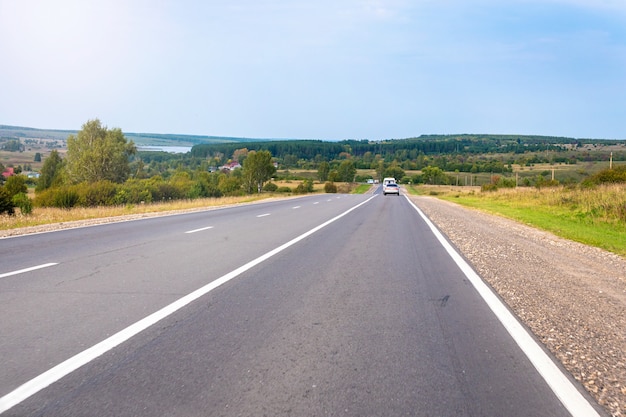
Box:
[408,184,626,257]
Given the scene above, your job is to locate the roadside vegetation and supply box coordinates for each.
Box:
[408,183,626,256]
[1,120,626,254]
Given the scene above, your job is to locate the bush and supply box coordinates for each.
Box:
[83,180,118,206]
[263,182,278,192]
[52,187,80,209]
[276,186,292,193]
[0,187,15,215]
[481,183,499,192]
[585,166,626,185]
[12,192,33,215]
[324,182,337,193]
[294,179,314,194]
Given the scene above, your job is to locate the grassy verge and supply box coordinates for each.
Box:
[408,184,626,257]
[1,181,365,232]
[0,195,278,231]
[352,184,373,194]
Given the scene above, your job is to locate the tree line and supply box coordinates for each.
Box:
[1,120,625,215]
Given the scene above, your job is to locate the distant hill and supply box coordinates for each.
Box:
[0,124,280,146]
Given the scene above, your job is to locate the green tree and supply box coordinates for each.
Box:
[242,150,276,193]
[375,160,385,182]
[337,160,356,182]
[384,166,406,182]
[36,150,65,191]
[318,161,330,182]
[0,187,15,214]
[422,166,446,184]
[4,175,27,198]
[66,119,136,184]
[34,152,42,162]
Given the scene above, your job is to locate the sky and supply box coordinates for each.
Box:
[1,0,625,140]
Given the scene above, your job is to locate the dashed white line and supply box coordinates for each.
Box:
[257,213,271,218]
[293,206,301,209]
[0,263,58,279]
[0,195,377,414]
[185,226,214,234]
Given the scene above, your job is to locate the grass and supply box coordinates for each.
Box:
[408,184,626,257]
[352,183,373,194]
[0,195,278,231]
[1,180,368,232]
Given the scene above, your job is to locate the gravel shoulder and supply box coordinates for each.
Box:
[409,195,625,417]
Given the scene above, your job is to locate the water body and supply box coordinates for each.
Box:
[138,146,192,153]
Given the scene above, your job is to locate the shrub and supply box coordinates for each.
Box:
[34,186,80,209]
[53,187,80,209]
[294,179,314,194]
[585,166,626,185]
[263,182,278,192]
[324,182,338,193]
[276,186,292,193]
[83,180,118,206]
[481,183,499,192]
[12,192,33,215]
[0,187,15,215]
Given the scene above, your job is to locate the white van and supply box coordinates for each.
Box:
[382,177,396,185]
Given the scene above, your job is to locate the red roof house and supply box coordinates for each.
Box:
[1,167,15,179]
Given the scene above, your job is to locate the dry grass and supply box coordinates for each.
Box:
[0,195,279,231]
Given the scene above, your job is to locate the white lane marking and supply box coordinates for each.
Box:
[0,195,377,414]
[404,195,601,417]
[184,226,214,234]
[293,206,301,209]
[313,202,319,205]
[257,213,271,218]
[0,263,58,279]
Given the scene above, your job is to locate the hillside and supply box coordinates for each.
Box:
[0,124,273,147]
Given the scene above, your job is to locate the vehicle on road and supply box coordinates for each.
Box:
[383,182,400,196]
[383,177,396,185]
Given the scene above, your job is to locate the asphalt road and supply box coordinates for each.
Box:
[0,190,604,416]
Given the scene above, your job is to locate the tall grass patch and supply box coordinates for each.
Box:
[413,184,626,256]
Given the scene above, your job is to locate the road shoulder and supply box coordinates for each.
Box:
[409,195,625,417]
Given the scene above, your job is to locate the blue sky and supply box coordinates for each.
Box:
[1,0,625,140]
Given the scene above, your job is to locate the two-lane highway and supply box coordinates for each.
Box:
[0,192,604,416]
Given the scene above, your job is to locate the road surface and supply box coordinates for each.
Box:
[0,190,605,416]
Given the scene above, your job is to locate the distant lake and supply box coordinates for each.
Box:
[138,146,192,153]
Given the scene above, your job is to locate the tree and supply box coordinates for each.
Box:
[337,160,356,182]
[318,161,330,182]
[384,166,406,182]
[66,119,136,184]
[242,150,276,193]
[422,165,446,184]
[4,175,27,198]
[36,150,64,191]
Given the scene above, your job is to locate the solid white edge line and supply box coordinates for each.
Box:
[0,263,58,279]
[184,226,214,234]
[404,195,601,417]
[0,195,377,414]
